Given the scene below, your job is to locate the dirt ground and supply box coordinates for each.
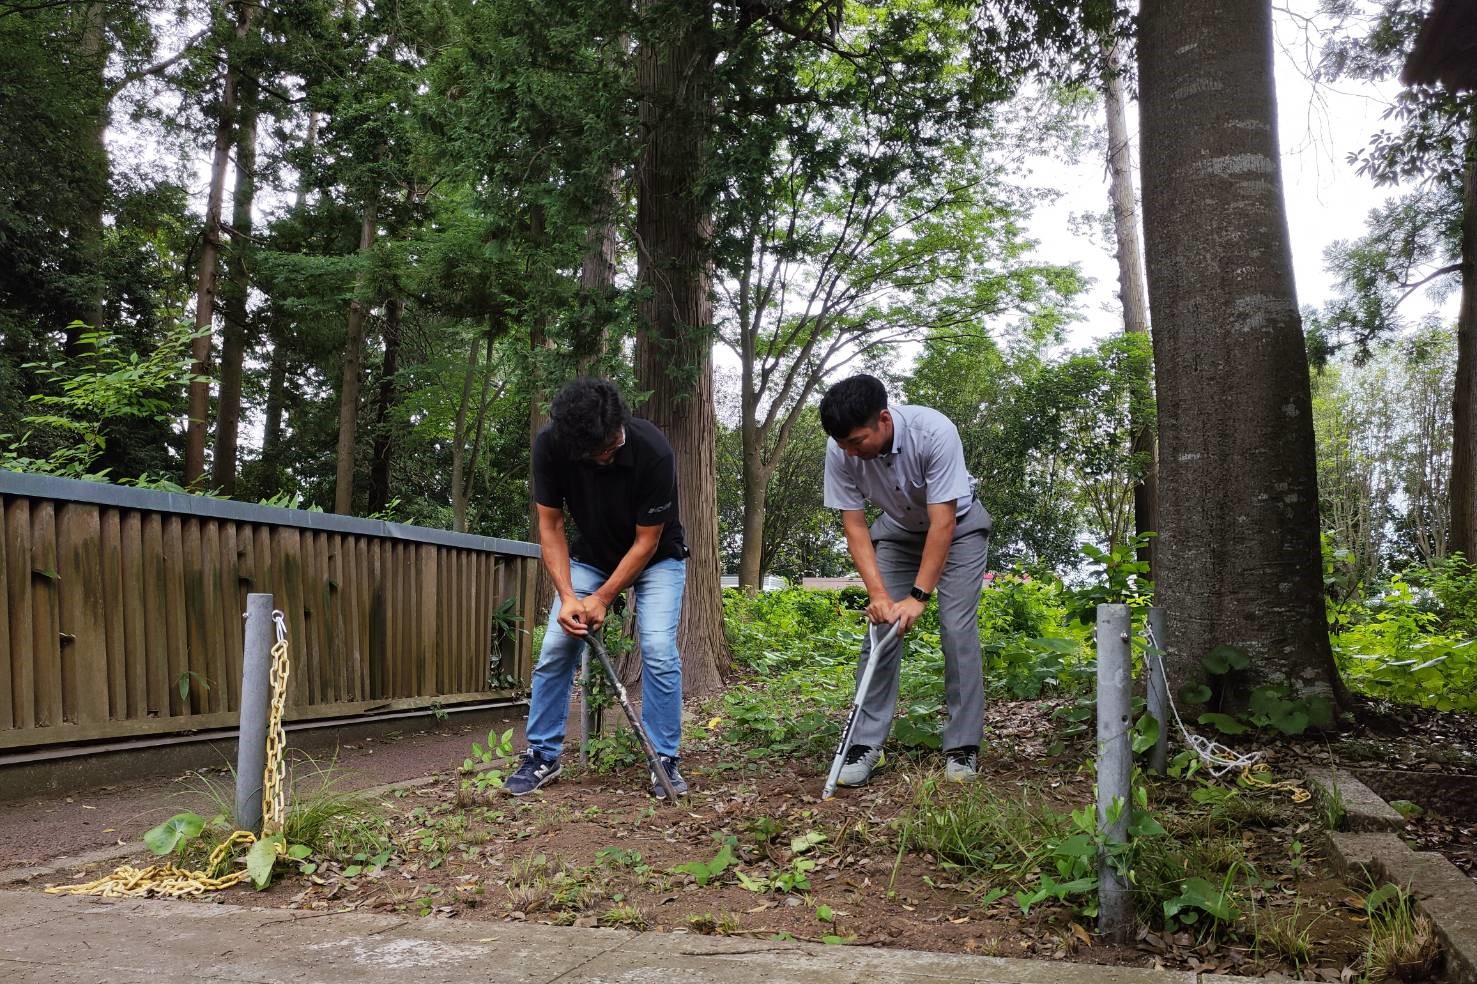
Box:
[0,719,522,868]
[12,695,1474,980]
[23,699,1391,981]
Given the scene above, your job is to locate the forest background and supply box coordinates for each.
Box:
[1,0,1473,712]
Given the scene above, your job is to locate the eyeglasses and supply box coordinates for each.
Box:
[587,427,626,461]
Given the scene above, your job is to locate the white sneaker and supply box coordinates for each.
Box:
[837,745,884,786]
[945,747,978,782]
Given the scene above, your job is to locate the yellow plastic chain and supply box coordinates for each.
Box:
[261,611,290,835]
[1239,762,1312,803]
[45,613,292,898]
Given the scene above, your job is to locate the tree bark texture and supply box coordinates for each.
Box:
[634,0,728,695]
[367,298,403,515]
[576,165,621,372]
[334,200,378,515]
[70,2,109,350]
[212,64,260,497]
[1103,36,1159,575]
[1138,0,1344,707]
[260,113,319,478]
[1448,122,1477,561]
[185,2,255,488]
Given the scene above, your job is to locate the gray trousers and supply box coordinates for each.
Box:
[851,501,991,751]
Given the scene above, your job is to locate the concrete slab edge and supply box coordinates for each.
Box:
[1302,766,1405,832]
[1314,779,1477,984]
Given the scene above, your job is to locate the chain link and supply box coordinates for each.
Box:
[261,610,291,835]
[46,610,294,897]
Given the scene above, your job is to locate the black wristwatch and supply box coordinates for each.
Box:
[909,585,931,603]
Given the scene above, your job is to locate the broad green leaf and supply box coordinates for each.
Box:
[1198,712,1249,735]
[144,812,204,856]
[1131,713,1160,753]
[1178,683,1213,704]
[246,834,284,889]
[790,831,827,854]
[1202,645,1248,675]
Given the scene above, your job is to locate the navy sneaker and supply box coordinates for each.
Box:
[504,752,561,796]
[650,755,689,799]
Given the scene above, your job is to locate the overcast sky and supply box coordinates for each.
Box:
[1025,5,1438,352]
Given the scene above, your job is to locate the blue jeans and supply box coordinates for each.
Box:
[524,557,687,760]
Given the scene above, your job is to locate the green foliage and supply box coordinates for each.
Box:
[2,322,201,481]
[144,811,205,856]
[715,585,1093,764]
[671,840,737,887]
[908,331,1154,567]
[902,772,1268,935]
[460,728,516,795]
[1191,646,1335,736]
[1331,565,1477,712]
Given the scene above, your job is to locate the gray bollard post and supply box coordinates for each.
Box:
[235,593,275,834]
[1096,603,1134,943]
[1146,607,1170,775]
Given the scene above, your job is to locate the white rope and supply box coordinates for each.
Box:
[1142,619,1263,778]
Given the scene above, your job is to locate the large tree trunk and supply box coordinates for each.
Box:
[260,113,319,480]
[212,64,259,497]
[367,298,403,515]
[334,201,378,515]
[1138,0,1344,709]
[737,445,772,591]
[452,330,493,533]
[185,3,254,488]
[70,2,108,351]
[575,166,621,372]
[1103,36,1159,574]
[634,0,728,695]
[1448,123,1477,561]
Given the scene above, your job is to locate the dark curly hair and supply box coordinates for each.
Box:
[819,374,887,439]
[549,378,630,459]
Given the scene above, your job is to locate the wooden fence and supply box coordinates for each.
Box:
[0,470,541,751]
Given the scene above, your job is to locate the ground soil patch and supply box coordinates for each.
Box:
[33,700,1383,980]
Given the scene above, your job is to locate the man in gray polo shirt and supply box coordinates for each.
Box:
[820,374,992,785]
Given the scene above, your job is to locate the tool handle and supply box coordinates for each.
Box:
[585,633,681,804]
[822,621,900,799]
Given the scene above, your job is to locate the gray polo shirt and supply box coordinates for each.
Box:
[823,403,975,533]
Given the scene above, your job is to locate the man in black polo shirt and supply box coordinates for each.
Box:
[504,378,690,798]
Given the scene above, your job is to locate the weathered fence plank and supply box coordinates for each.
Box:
[5,499,33,730]
[100,509,127,718]
[31,502,63,728]
[0,472,539,750]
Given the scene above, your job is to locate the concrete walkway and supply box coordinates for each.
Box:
[0,889,1264,984]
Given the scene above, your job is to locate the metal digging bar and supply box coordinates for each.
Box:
[583,632,682,803]
[823,621,901,800]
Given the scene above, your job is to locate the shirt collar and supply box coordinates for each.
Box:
[887,404,906,455]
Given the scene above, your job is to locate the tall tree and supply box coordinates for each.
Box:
[212,21,263,497]
[634,0,727,693]
[185,2,258,488]
[334,197,377,514]
[1101,35,1158,573]
[1320,0,1477,561]
[1138,0,1345,707]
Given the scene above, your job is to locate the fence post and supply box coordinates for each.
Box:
[1096,602,1134,943]
[235,593,274,834]
[1146,606,1170,774]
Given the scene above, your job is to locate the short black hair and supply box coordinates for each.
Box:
[549,378,630,459]
[819,374,888,439]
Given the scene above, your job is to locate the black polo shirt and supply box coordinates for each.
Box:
[531,417,687,574]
